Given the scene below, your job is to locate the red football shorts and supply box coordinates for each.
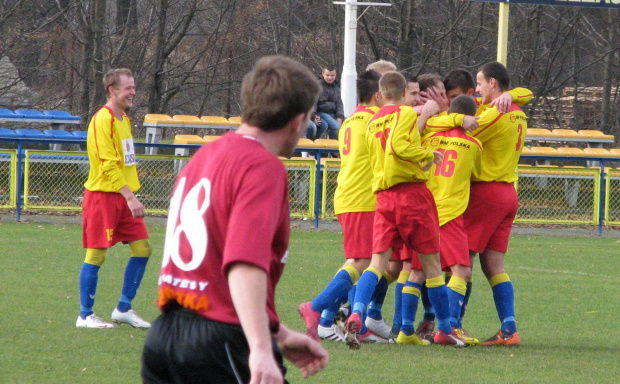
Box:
[439,215,470,270]
[373,182,440,255]
[82,190,149,249]
[391,244,416,261]
[464,182,517,254]
[337,211,374,259]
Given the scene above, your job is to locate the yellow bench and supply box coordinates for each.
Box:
[144,114,239,154]
[228,116,242,125]
[174,134,207,145]
[200,115,239,127]
[525,128,614,147]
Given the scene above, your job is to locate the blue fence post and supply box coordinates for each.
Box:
[314,149,322,228]
[15,140,23,221]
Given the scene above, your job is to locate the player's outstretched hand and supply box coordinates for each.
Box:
[462,115,479,132]
[489,92,512,113]
[276,324,329,379]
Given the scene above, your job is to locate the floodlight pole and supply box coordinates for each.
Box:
[334,1,391,117]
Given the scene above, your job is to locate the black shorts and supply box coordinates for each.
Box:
[142,304,288,384]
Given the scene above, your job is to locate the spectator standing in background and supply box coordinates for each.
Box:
[316,65,345,139]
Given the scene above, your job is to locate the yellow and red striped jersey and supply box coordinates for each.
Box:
[366,105,434,193]
[84,106,140,192]
[334,105,379,214]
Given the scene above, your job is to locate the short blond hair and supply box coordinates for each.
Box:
[365,60,397,74]
[379,71,406,102]
[103,68,133,98]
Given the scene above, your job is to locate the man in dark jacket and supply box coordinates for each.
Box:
[316,65,345,139]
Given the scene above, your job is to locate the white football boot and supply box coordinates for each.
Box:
[111,308,151,329]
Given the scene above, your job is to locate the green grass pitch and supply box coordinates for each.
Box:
[1,219,619,383]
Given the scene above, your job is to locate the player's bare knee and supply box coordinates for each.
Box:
[130,238,152,258]
[451,264,472,282]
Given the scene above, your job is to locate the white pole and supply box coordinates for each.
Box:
[336,1,391,117]
[341,1,358,118]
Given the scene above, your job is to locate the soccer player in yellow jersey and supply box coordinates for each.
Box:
[388,71,425,336]
[464,62,527,346]
[412,68,533,341]
[422,95,482,345]
[299,70,391,344]
[76,68,152,329]
[347,63,417,342]
[357,61,409,341]
[345,71,469,348]
[412,73,475,341]
[334,71,381,217]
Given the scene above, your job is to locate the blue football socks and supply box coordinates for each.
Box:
[79,263,100,318]
[367,276,388,320]
[400,281,422,336]
[118,257,149,312]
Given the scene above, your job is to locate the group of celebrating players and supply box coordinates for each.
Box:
[300,59,532,349]
[79,56,531,382]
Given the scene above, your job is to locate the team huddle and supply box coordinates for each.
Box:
[300,60,531,348]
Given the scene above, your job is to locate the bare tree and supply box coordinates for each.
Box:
[0,0,615,137]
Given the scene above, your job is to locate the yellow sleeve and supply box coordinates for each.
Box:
[388,111,434,163]
[424,113,464,134]
[508,87,534,106]
[470,106,502,142]
[92,112,126,191]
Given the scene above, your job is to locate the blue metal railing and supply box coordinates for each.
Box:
[1,135,618,233]
[0,137,196,221]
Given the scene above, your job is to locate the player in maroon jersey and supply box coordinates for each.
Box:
[142,56,328,384]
